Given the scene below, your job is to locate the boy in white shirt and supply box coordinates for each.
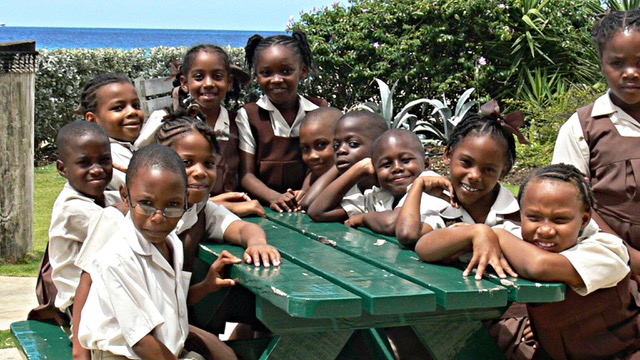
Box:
[78,145,238,359]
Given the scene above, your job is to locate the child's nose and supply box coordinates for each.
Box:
[623,66,640,80]
[537,222,556,238]
[89,164,104,175]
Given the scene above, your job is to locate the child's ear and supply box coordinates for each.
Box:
[180,75,189,94]
[299,64,309,81]
[227,75,234,92]
[56,159,66,177]
[443,147,452,165]
[119,183,129,203]
[85,112,97,123]
[423,156,430,169]
[581,210,592,230]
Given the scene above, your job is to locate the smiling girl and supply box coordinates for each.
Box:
[237,31,328,212]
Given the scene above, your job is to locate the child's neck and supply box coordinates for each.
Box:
[611,93,640,121]
[202,107,221,128]
[154,239,173,266]
[464,184,501,224]
[274,100,300,126]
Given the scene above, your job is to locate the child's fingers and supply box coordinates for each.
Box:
[500,257,518,278]
[462,258,478,277]
[215,278,236,288]
[270,202,286,213]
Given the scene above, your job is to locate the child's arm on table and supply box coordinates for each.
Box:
[416,223,517,280]
[239,151,300,213]
[72,272,92,360]
[396,176,453,247]
[494,229,583,286]
[300,166,340,210]
[308,158,375,222]
[188,250,242,306]
[344,208,400,236]
[210,192,266,218]
[132,334,178,360]
[224,220,281,267]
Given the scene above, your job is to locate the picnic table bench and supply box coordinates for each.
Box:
[192,209,566,359]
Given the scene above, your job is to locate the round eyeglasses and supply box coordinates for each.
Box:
[128,200,186,218]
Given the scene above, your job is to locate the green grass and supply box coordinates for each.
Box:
[0,329,17,349]
[0,164,65,276]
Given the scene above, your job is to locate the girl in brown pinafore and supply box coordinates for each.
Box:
[553,9,640,282]
[236,31,328,213]
[495,164,640,359]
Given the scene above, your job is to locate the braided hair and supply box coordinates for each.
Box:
[446,112,517,173]
[244,30,315,75]
[76,73,132,116]
[592,9,640,58]
[518,164,594,212]
[154,110,220,156]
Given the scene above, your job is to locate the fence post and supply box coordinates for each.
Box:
[0,41,37,262]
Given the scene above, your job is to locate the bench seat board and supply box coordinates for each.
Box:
[10,320,72,359]
[244,216,436,315]
[266,211,508,310]
[356,227,566,303]
[197,243,361,319]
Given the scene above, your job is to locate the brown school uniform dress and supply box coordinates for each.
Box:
[577,104,640,250]
[243,96,328,193]
[528,274,640,359]
[211,110,240,195]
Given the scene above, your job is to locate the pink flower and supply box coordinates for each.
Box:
[332,1,339,6]
[478,56,487,65]
[373,42,380,48]
[362,8,369,13]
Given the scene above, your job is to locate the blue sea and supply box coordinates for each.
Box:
[0,26,285,50]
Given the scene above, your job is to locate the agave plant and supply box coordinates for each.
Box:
[416,87,477,142]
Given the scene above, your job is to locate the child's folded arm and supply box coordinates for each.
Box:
[301,166,340,210]
[345,208,399,236]
[132,334,178,360]
[308,158,374,221]
[494,228,584,287]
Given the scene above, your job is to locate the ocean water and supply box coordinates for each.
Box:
[0,26,285,50]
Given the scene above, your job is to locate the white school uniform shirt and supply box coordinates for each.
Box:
[344,170,441,217]
[78,213,190,358]
[552,91,640,177]
[135,106,233,149]
[176,199,240,239]
[503,220,630,296]
[420,183,519,230]
[75,206,126,273]
[109,138,136,192]
[236,95,320,154]
[49,183,120,312]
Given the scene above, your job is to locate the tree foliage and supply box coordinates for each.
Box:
[293,0,602,109]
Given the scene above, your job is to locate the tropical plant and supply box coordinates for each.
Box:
[419,88,477,143]
[602,0,640,10]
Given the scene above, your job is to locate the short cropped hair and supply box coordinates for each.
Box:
[126,144,187,189]
[56,121,109,161]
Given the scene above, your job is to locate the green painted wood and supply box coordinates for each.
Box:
[225,338,272,360]
[259,330,353,360]
[356,227,566,303]
[197,243,361,319]
[244,216,436,315]
[267,210,508,310]
[255,298,505,334]
[413,321,506,360]
[10,320,72,359]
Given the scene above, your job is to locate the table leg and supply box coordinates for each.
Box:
[260,330,353,360]
[412,321,505,360]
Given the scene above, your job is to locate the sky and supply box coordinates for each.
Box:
[0,0,340,31]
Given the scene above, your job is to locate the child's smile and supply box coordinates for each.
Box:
[88,82,144,143]
[171,132,218,206]
[255,45,308,107]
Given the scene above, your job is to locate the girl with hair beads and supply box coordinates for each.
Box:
[553,9,640,279]
[493,164,640,358]
[76,73,144,191]
[237,31,329,213]
[137,44,263,217]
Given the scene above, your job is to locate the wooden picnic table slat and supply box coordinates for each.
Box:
[244,216,436,315]
[265,210,509,310]
[197,243,362,319]
[355,227,566,303]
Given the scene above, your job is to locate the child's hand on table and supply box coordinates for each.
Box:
[244,243,281,268]
[463,224,518,280]
[205,250,243,293]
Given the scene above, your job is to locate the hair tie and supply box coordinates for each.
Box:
[479,99,530,145]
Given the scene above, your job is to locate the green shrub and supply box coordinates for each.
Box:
[293,0,600,110]
[34,46,247,162]
[512,84,604,169]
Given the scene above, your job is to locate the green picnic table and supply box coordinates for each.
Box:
[192,209,566,360]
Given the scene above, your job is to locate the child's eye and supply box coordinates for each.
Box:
[381,162,391,168]
[316,142,328,150]
[281,68,292,75]
[192,73,204,80]
[402,157,414,164]
[183,159,193,166]
[301,145,310,152]
[348,141,360,148]
[333,142,340,151]
[205,161,216,168]
[259,70,272,77]
[214,73,226,81]
[111,105,124,111]
[526,215,541,222]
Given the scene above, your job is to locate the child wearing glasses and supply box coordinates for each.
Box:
[78,145,239,359]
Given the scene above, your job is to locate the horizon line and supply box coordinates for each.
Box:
[0,25,289,32]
